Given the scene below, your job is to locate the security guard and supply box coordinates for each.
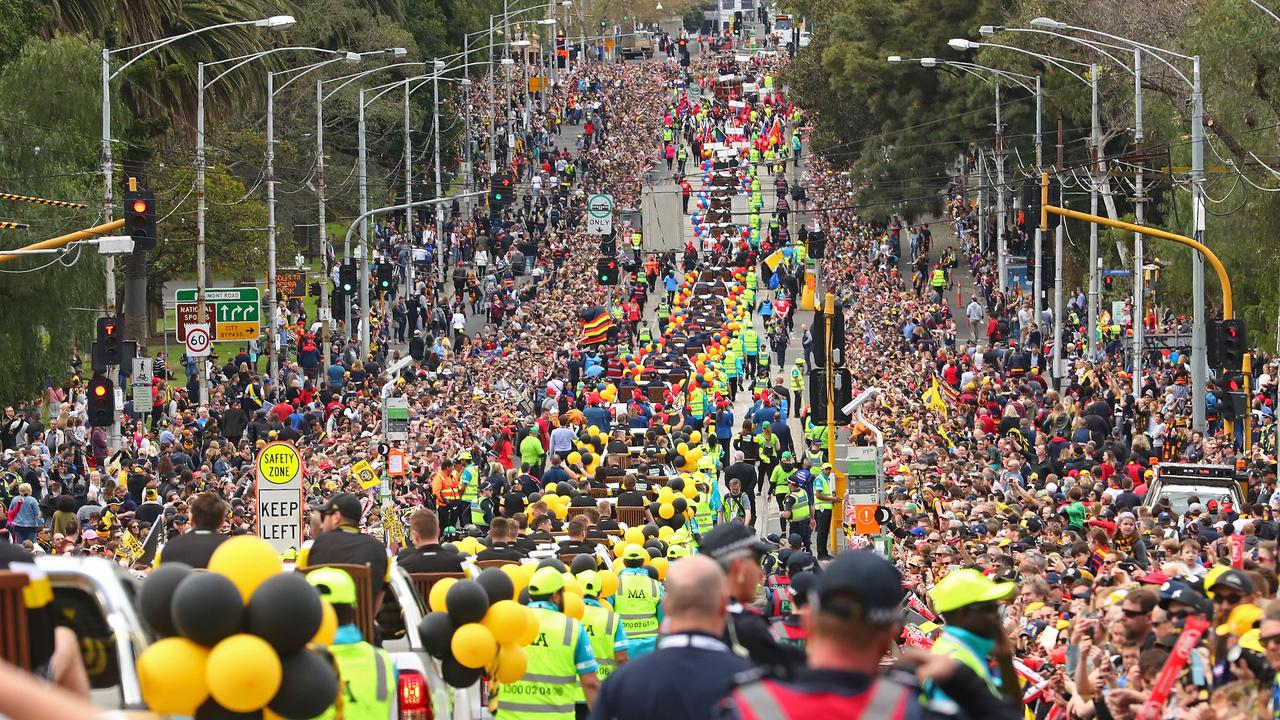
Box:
[591,556,754,720]
[925,569,1021,711]
[637,322,653,347]
[458,450,480,524]
[497,567,599,719]
[306,568,395,720]
[768,451,795,522]
[930,264,948,298]
[780,477,813,553]
[613,544,664,658]
[577,570,629,681]
[789,358,805,396]
[741,326,760,376]
[811,463,836,561]
[300,493,392,600]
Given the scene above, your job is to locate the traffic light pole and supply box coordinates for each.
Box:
[823,291,837,556]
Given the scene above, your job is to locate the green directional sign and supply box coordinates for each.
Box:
[174,287,261,342]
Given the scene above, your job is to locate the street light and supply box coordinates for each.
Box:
[101,15,294,417]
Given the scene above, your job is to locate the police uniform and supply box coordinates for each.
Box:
[307,568,396,720]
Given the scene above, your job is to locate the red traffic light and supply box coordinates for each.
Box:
[131,199,148,214]
[92,383,107,397]
[101,322,116,337]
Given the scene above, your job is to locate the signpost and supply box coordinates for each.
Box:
[277,271,306,299]
[131,357,153,413]
[587,193,614,236]
[255,441,304,553]
[174,287,261,342]
[845,445,884,538]
[184,324,211,358]
[384,396,409,442]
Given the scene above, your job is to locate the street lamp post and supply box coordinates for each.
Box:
[103,14,294,415]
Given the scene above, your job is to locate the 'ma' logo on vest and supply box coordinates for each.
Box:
[626,589,648,599]
[531,632,550,647]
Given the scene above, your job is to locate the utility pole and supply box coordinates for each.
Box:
[1190,56,1208,433]
[266,71,279,382]
[1033,76,1043,326]
[995,81,1006,293]
[1052,115,1065,387]
[1088,64,1101,364]
[316,79,331,355]
[1132,49,1146,398]
[403,79,414,298]
[358,87,371,358]
[823,292,837,556]
[195,62,210,406]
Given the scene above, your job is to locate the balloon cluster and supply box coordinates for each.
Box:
[608,531,672,581]
[418,566,542,688]
[135,537,340,719]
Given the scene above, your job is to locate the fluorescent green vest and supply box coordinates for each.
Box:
[461,464,479,503]
[318,639,395,720]
[693,495,714,532]
[581,601,621,680]
[787,490,811,522]
[812,473,834,511]
[614,572,661,639]
[932,631,999,694]
[496,607,581,719]
[931,269,946,287]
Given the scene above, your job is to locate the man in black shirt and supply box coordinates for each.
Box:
[300,492,392,600]
[476,518,528,561]
[526,514,557,543]
[724,452,759,528]
[396,509,465,573]
[616,476,646,507]
[157,491,229,568]
[557,517,597,557]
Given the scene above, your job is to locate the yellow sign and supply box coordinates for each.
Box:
[217,321,260,341]
[383,502,406,546]
[353,460,380,490]
[116,530,145,564]
[256,441,303,486]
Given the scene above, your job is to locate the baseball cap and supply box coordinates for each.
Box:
[528,566,566,596]
[929,568,1016,614]
[621,544,648,561]
[577,570,602,597]
[812,551,905,625]
[307,567,358,606]
[1207,568,1255,596]
[701,523,778,563]
[317,492,361,521]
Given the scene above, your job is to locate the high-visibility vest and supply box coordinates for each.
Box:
[742,330,759,354]
[789,368,804,393]
[497,607,582,719]
[471,498,488,526]
[724,349,740,377]
[581,600,622,680]
[723,493,748,522]
[460,465,479,504]
[638,325,652,345]
[439,475,461,502]
[932,631,999,695]
[614,571,661,639]
[812,473,834,511]
[693,495,714,531]
[930,269,946,287]
[317,639,395,720]
[787,490,811,522]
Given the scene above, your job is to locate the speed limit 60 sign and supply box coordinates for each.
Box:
[185,323,211,357]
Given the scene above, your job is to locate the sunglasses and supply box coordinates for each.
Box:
[1121,607,1148,618]
[1213,593,1244,605]
[1261,633,1280,647]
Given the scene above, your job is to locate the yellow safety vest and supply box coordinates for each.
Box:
[317,639,395,720]
[812,473,834,512]
[614,572,661,639]
[581,600,622,680]
[497,607,582,719]
[930,269,946,287]
[932,631,998,694]
[787,490,811,522]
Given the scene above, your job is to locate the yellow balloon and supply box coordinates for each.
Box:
[614,541,628,559]
[676,443,690,455]
[452,622,498,669]
[658,487,675,503]
[563,591,585,619]
[587,426,599,436]
[493,644,528,683]
[517,606,540,645]
[429,577,457,612]
[689,430,702,444]
[206,634,282,713]
[137,637,209,715]
[567,451,582,465]
[598,570,619,599]
[659,503,675,519]
[208,535,283,602]
[483,600,530,643]
[683,485,698,499]
[650,557,670,581]
[501,564,527,598]
[554,504,568,520]
[562,574,582,597]
[312,599,338,646]
[687,449,704,464]
[624,528,644,545]
[658,525,674,539]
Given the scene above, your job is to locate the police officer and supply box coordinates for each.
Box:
[613,544,664,658]
[721,552,1023,719]
[925,569,1021,711]
[591,556,753,720]
[306,568,395,720]
[779,477,813,554]
[789,358,805,397]
[578,570,629,682]
[498,567,600,719]
[700,523,803,673]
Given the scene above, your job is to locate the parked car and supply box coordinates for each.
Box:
[1141,463,1244,516]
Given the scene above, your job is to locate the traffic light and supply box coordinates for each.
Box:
[598,236,617,256]
[1021,177,1061,232]
[87,375,114,427]
[96,315,122,366]
[375,262,394,292]
[1221,319,1247,369]
[596,257,619,285]
[807,229,825,259]
[1102,275,1114,292]
[308,281,321,297]
[123,188,157,251]
[1219,371,1248,420]
[339,260,357,296]
[490,172,514,208]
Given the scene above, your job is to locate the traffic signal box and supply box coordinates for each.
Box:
[87,375,114,427]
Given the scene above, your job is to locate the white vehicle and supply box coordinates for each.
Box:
[1141,463,1245,515]
[35,555,472,719]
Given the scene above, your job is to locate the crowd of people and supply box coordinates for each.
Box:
[5,12,1280,720]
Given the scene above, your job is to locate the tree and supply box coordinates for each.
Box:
[0,35,107,405]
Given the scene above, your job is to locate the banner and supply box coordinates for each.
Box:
[1136,616,1210,720]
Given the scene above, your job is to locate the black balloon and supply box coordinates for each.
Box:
[442,655,484,688]
[581,452,596,466]
[518,587,531,605]
[139,562,192,637]
[194,699,261,719]
[445,580,490,626]
[172,572,244,647]
[556,481,574,496]
[537,558,567,573]
[648,502,663,518]
[247,573,323,656]
[642,523,660,538]
[668,477,685,493]
[673,454,687,469]
[645,566,660,580]
[644,539,663,551]
[528,492,542,504]
[570,554,597,574]
[646,546,661,559]
[673,497,688,513]
[419,612,456,658]
[475,567,516,605]
[269,650,340,719]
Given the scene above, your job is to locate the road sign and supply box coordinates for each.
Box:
[184,324,211,357]
[174,287,261,342]
[384,396,409,442]
[587,193,614,236]
[255,441,304,552]
[688,83,702,97]
[845,445,883,506]
[1102,269,1132,277]
[277,271,306,298]
[131,357,153,412]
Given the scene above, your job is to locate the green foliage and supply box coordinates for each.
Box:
[0,0,45,67]
[0,35,106,403]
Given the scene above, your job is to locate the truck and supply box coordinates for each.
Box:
[619,30,655,60]
[1141,463,1246,516]
[33,555,475,719]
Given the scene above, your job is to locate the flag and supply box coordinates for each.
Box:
[581,307,613,346]
[921,377,947,416]
[762,249,786,271]
[766,117,783,147]
[934,373,959,402]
